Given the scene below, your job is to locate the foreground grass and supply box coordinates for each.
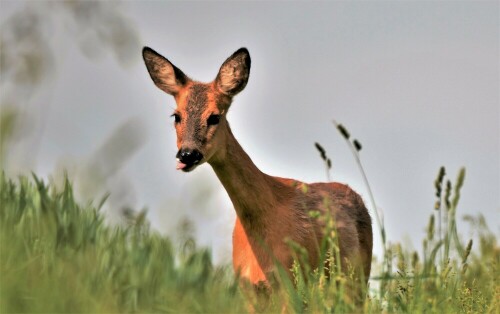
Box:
[0,172,498,313]
[0,174,246,313]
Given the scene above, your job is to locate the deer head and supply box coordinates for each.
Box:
[143,47,251,172]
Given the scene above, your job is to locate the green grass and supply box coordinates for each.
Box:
[0,171,498,313]
[0,174,246,313]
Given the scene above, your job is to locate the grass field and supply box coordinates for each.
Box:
[0,169,498,313]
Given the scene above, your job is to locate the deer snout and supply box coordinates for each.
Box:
[176,148,204,171]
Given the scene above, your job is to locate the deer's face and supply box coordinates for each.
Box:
[143,47,250,172]
[170,83,230,171]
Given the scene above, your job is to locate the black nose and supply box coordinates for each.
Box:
[176,148,203,166]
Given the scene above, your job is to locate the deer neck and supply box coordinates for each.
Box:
[208,124,286,230]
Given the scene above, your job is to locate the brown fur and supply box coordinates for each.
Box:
[142,47,373,291]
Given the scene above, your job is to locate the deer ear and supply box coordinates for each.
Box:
[215,48,251,97]
[142,47,189,96]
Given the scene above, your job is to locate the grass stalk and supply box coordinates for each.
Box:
[331,120,388,276]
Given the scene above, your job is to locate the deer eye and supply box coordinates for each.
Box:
[171,113,181,124]
[207,114,220,126]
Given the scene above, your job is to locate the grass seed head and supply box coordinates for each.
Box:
[462,239,473,264]
[314,142,327,160]
[336,123,350,140]
[445,180,452,209]
[353,139,362,151]
[434,166,446,197]
[427,214,435,240]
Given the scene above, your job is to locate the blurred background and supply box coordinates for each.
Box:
[1,1,498,265]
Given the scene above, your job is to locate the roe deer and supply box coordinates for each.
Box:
[142,47,373,293]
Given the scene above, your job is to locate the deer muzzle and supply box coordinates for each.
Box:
[176,148,204,171]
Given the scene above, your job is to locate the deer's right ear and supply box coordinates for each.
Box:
[142,47,188,96]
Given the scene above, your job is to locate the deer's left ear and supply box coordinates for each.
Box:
[215,48,251,97]
[143,47,189,96]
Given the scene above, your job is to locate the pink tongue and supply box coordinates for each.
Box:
[176,160,187,170]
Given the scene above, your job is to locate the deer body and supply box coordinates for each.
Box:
[143,47,373,289]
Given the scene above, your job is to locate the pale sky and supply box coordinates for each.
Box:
[1,1,498,265]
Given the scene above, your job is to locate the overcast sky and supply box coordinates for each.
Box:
[1,1,498,265]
